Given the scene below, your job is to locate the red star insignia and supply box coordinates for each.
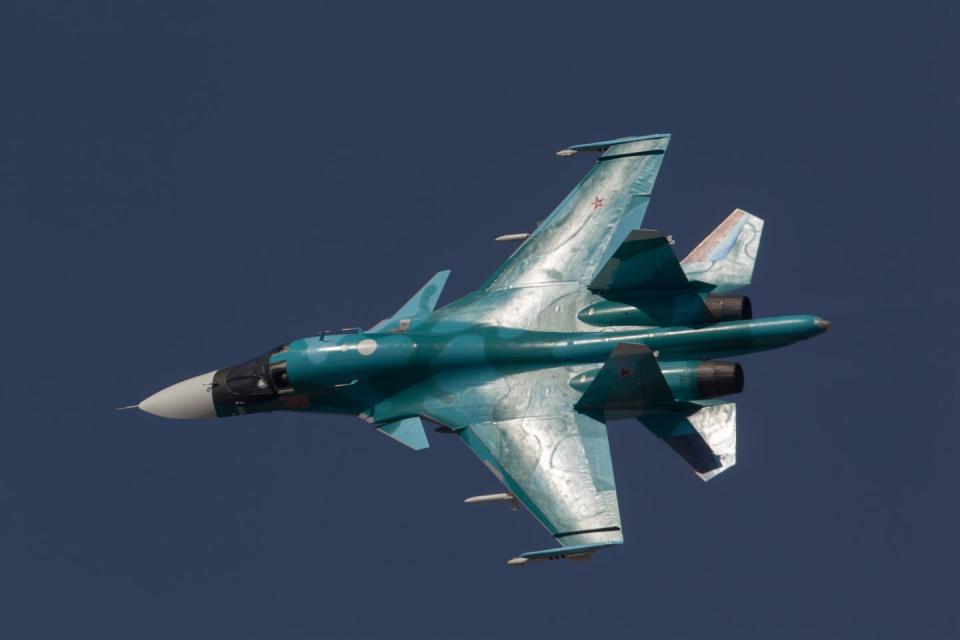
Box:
[618,367,633,379]
[591,196,605,210]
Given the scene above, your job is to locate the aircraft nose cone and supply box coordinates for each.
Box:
[139,370,218,419]
[814,317,832,332]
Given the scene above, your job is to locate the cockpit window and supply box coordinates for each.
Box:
[225,356,274,396]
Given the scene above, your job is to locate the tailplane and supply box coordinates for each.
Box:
[575,344,739,481]
[639,402,737,481]
[681,209,763,294]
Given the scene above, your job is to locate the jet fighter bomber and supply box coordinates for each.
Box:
[135,134,829,565]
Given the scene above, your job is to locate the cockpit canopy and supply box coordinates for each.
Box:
[221,344,294,400]
[225,356,274,396]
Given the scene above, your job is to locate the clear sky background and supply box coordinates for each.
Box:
[2,2,958,638]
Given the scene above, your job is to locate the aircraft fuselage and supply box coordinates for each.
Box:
[182,314,828,420]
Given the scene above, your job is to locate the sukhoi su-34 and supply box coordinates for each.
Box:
[133,134,829,565]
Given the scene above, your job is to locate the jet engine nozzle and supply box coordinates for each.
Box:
[695,361,744,399]
[704,295,752,322]
[660,361,744,401]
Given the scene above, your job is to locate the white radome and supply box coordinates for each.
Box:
[139,370,218,419]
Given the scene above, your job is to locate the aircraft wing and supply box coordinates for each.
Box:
[370,366,623,563]
[482,134,669,292]
[458,408,622,557]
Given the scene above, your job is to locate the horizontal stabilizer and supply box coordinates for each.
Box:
[508,541,622,566]
[590,229,690,295]
[369,270,450,333]
[681,209,763,294]
[639,402,736,480]
[575,343,675,419]
[377,416,429,451]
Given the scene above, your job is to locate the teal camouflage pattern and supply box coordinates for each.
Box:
[155,134,830,564]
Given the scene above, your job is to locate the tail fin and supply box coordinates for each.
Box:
[681,209,763,294]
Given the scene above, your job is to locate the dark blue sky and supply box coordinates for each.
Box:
[2,2,958,638]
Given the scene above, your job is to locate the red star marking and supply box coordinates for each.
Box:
[591,196,605,210]
[618,367,633,379]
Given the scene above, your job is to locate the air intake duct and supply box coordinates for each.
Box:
[660,360,744,401]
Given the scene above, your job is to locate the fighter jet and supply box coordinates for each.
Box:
[135,134,829,565]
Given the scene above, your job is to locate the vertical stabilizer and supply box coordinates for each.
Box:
[681,209,763,294]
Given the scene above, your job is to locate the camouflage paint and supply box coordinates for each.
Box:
[150,133,829,562]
